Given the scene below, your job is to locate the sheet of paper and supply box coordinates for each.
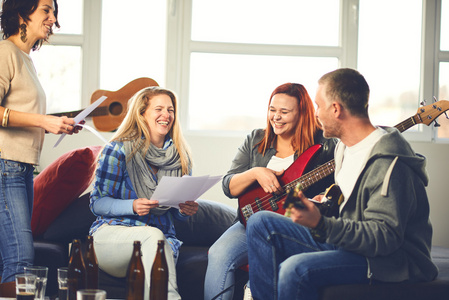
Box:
[150,175,222,208]
[53,96,108,148]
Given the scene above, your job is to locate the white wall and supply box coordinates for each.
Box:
[39,128,449,248]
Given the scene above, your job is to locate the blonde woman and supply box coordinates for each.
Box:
[89,87,198,300]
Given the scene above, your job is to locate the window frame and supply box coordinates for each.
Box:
[45,0,102,109]
[434,0,449,143]
[165,0,447,142]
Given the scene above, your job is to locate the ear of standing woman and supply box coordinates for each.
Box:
[0,0,81,297]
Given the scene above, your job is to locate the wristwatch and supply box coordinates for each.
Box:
[309,216,327,243]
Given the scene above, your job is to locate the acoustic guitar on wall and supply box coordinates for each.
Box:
[50,77,159,132]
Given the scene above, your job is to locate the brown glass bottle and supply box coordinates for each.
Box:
[67,239,86,300]
[126,241,145,300]
[85,235,99,289]
[150,240,168,300]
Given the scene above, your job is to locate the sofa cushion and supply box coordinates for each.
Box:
[32,146,102,237]
[43,193,97,243]
[33,240,68,297]
[174,199,237,247]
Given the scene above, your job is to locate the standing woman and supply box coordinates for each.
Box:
[89,87,199,300]
[0,0,80,296]
[204,83,337,300]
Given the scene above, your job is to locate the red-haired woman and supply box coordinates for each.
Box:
[204,83,337,300]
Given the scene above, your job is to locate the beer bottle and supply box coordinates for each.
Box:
[67,239,86,300]
[126,241,145,300]
[85,235,99,289]
[150,240,168,300]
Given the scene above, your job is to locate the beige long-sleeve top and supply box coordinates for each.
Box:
[0,39,46,165]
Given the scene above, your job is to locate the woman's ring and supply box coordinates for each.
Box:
[66,125,69,131]
[270,184,274,187]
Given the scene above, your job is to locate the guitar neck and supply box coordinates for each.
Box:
[286,159,336,192]
[288,114,419,192]
[394,115,417,133]
[49,106,109,118]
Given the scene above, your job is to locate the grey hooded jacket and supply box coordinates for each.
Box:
[324,127,438,283]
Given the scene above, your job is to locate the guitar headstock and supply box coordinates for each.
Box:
[415,100,449,126]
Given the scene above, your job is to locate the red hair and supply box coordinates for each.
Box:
[257,83,320,156]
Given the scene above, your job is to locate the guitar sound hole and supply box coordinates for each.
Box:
[109,102,123,116]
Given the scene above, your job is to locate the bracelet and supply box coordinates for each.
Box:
[2,108,10,128]
[309,216,327,243]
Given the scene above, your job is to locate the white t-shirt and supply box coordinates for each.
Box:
[336,127,387,211]
[266,154,294,172]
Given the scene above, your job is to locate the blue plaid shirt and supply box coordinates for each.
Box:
[89,140,189,257]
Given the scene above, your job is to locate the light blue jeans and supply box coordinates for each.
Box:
[246,211,370,300]
[204,221,248,300]
[0,158,35,283]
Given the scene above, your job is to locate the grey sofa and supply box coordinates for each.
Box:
[34,194,246,300]
[33,186,449,300]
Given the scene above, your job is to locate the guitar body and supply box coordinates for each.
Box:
[90,77,159,132]
[51,77,159,132]
[284,183,343,218]
[238,144,323,226]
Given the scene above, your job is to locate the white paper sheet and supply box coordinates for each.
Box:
[150,175,222,208]
[53,96,108,148]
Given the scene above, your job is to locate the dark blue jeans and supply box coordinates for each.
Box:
[247,211,369,300]
[0,158,35,283]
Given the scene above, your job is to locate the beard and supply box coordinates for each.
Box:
[321,120,341,139]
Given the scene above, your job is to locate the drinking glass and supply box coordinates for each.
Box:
[76,289,106,300]
[57,267,68,300]
[15,273,36,300]
[24,266,48,300]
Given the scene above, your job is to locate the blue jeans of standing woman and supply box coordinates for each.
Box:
[0,158,35,283]
[246,211,370,300]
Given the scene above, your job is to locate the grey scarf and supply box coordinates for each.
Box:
[123,139,182,216]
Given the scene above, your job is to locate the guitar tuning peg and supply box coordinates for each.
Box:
[420,100,427,106]
[444,111,449,120]
[433,96,439,103]
[434,119,441,127]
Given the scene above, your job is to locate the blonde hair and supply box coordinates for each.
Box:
[111,86,192,175]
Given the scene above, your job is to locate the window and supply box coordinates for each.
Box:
[441,0,449,51]
[168,0,449,142]
[437,63,449,138]
[184,0,342,131]
[188,53,337,130]
[99,0,167,90]
[191,0,339,46]
[358,0,422,128]
[31,45,82,114]
[17,0,449,142]
[31,0,168,119]
[437,0,449,139]
[30,0,84,114]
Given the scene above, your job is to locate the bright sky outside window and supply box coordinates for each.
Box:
[191,0,339,46]
[358,0,422,128]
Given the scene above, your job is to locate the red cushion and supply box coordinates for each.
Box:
[31,146,102,237]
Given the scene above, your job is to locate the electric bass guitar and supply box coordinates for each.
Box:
[50,77,159,132]
[238,100,449,226]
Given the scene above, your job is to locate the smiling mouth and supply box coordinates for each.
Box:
[158,121,169,125]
